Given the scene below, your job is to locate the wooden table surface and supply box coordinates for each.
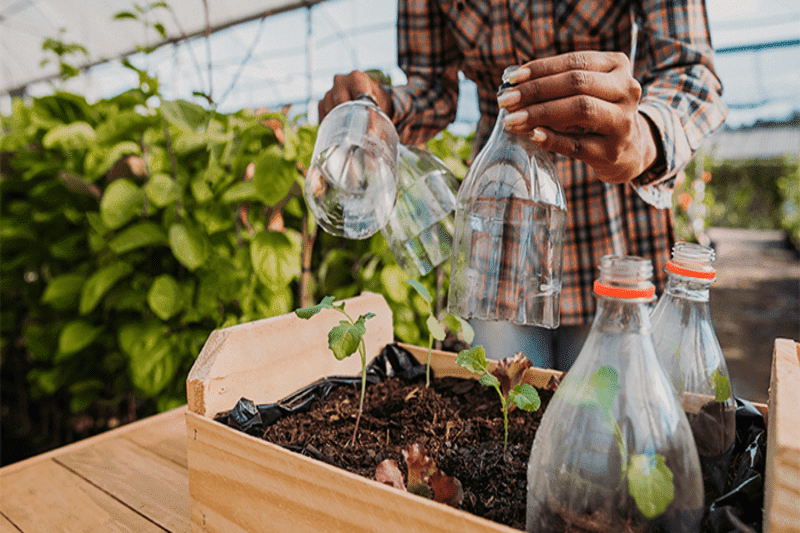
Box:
[0,406,189,533]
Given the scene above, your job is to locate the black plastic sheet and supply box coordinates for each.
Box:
[707,398,767,533]
[214,343,426,437]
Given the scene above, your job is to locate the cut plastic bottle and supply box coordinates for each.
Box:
[527,255,704,533]
[448,66,566,328]
[305,95,398,239]
[381,145,458,277]
[650,242,736,500]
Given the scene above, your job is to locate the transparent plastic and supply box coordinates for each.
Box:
[527,256,704,533]
[447,67,567,328]
[650,242,736,499]
[381,145,458,277]
[305,95,398,239]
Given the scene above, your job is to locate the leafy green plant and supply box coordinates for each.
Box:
[584,366,675,519]
[375,443,463,507]
[456,347,541,449]
[295,296,374,443]
[406,279,473,386]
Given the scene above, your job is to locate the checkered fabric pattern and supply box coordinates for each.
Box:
[387,0,727,325]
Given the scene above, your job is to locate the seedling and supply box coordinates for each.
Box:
[375,443,463,507]
[585,365,675,519]
[295,296,375,444]
[406,279,473,386]
[456,347,541,449]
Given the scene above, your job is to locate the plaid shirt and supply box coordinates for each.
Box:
[388,0,727,325]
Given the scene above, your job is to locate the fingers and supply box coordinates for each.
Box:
[499,69,637,111]
[318,71,392,122]
[508,51,630,83]
[504,94,633,137]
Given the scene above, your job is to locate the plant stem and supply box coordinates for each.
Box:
[350,337,367,446]
[426,335,433,387]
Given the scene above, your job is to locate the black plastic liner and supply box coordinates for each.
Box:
[215,345,768,532]
[214,343,426,439]
[707,398,768,533]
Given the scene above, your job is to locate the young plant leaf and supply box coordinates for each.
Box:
[406,278,432,304]
[710,369,731,402]
[479,373,501,389]
[590,365,621,412]
[294,295,335,319]
[429,469,464,507]
[452,315,474,344]
[375,459,406,491]
[403,443,436,499]
[426,315,446,342]
[493,352,533,399]
[328,319,367,361]
[456,346,488,375]
[509,383,542,412]
[627,453,675,519]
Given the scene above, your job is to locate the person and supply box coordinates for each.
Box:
[318,0,727,370]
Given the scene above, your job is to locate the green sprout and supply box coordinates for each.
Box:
[406,279,473,387]
[585,366,675,519]
[295,296,375,444]
[456,346,541,449]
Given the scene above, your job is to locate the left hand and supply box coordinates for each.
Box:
[499,51,661,185]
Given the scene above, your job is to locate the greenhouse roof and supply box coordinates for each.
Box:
[0,0,327,95]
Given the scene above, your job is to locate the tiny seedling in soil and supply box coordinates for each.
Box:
[295,296,374,444]
[406,279,473,387]
[375,442,464,507]
[456,347,541,449]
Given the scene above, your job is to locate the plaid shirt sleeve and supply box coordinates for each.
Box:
[632,0,728,209]
[389,0,462,146]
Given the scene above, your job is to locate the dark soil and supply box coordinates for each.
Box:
[258,375,553,530]
[218,374,763,532]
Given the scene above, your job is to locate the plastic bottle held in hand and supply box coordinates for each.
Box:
[650,242,736,500]
[527,256,703,533]
[305,94,399,239]
[381,145,458,277]
[448,66,567,328]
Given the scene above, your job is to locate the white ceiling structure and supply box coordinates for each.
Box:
[0,0,328,95]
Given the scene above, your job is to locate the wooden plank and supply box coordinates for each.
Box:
[56,436,190,533]
[399,342,564,386]
[187,291,394,418]
[0,406,186,477]
[124,406,188,468]
[0,460,164,533]
[764,338,800,533]
[186,411,519,533]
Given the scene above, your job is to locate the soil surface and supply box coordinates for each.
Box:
[219,373,759,532]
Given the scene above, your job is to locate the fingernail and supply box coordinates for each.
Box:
[497,90,520,108]
[532,128,547,143]
[507,67,531,84]
[504,111,528,127]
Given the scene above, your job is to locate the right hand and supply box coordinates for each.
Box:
[318,70,393,122]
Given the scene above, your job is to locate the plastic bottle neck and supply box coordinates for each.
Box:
[664,274,711,302]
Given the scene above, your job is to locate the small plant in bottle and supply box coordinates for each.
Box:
[650,242,737,499]
[526,255,703,533]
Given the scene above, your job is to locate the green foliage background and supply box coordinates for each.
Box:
[0,67,474,462]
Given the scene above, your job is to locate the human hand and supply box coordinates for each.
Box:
[499,51,661,184]
[318,70,393,122]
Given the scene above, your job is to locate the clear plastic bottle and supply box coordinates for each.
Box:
[527,255,703,533]
[650,242,736,499]
[447,67,567,328]
[305,95,398,239]
[381,145,458,277]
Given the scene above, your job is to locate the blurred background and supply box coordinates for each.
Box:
[1,0,798,465]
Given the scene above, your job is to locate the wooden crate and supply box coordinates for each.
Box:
[764,338,800,533]
[186,292,789,533]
